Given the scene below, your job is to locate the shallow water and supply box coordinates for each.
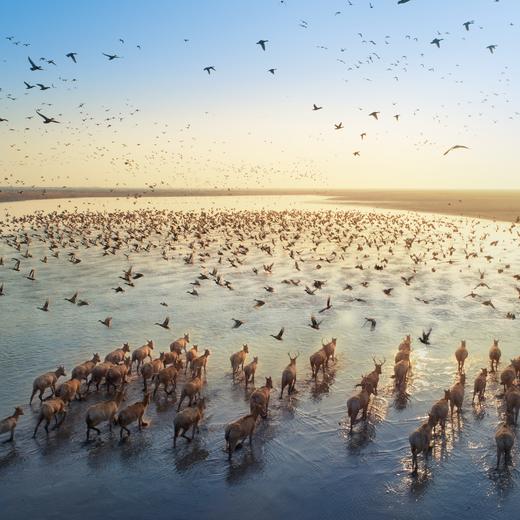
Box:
[0,196,519,520]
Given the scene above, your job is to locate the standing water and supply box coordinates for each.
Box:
[0,196,518,520]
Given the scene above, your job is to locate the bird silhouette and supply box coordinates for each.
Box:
[203,66,215,74]
[418,328,432,345]
[99,316,112,327]
[443,145,469,156]
[28,56,42,71]
[270,327,284,340]
[155,317,170,329]
[256,40,268,51]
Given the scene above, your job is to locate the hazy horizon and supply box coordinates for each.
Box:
[1,0,518,190]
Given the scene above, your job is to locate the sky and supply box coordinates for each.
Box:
[0,0,518,190]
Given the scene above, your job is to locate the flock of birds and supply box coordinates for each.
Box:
[0,206,519,474]
[0,0,516,194]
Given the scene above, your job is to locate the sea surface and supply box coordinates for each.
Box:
[0,195,519,520]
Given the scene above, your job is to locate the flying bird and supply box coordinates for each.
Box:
[430,38,443,48]
[418,328,432,345]
[36,110,60,124]
[463,21,474,31]
[486,45,497,54]
[66,52,78,63]
[203,66,215,74]
[334,122,344,130]
[270,327,284,341]
[28,56,42,71]
[312,104,323,111]
[102,53,121,60]
[369,111,380,120]
[256,40,269,51]
[155,317,170,329]
[99,316,112,327]
[443,145,469,156]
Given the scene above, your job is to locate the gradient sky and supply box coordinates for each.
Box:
[0,0,518,190]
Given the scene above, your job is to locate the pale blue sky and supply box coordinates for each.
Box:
[0,0,518,189]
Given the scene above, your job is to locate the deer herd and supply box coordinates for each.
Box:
[0,333,518,471]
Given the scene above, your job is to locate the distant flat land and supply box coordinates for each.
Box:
[0,188,519,222]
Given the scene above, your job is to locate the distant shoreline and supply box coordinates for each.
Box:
[1,188,519,223]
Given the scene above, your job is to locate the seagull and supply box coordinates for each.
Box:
[313,104,323,111]
[430,38,443,48]
[334,122,344,130]
[363,318,377,331]
[28,56,42,71]
[203,66,215,74]
[256,39,269,51]
[36,110,60,124]
[99,316,112,327]
[369,111,380,120]
[443,144,469,156]
[66,52,78,63]
[270,327,284,341]
[418,328,432,345]
[102,53,121,60]
[463,21,474,31]
[232,318,245,329]
[155,316,170,329]
[486,45,497,54]
[309,316,322,330]
[38,299,49,312]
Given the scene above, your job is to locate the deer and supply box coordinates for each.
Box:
[170,333,190,355]
[0,407,24,442]
[225,409,260,459]
[104,342,130,364]
[322,338,337,364]
[85,385,126,440]
[30,366,66,404]
[358,357,386,396]
[496,414,515,469]
[430,390,450,432]
[32,398,67,437]
[141,355,165,392]
[346,381,374,432]
[173,399,206,447]
[230,344,249,379]
[473,368,488,403]
[191,349,210,377]
[409,413,436,473]
[449,373,466,417]
[243,357,258,388]
[71,353,101,381]
[131,340,154,374]
[116,393,151,439]
[280,352,299,398]
[177,375,203,411]
[309,346,328,379]
[489,339,501,373]
[87,362,114,392]
[249,377,273,418]
[455,340,468,373]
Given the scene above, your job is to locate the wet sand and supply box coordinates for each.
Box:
[1,189,519,223]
